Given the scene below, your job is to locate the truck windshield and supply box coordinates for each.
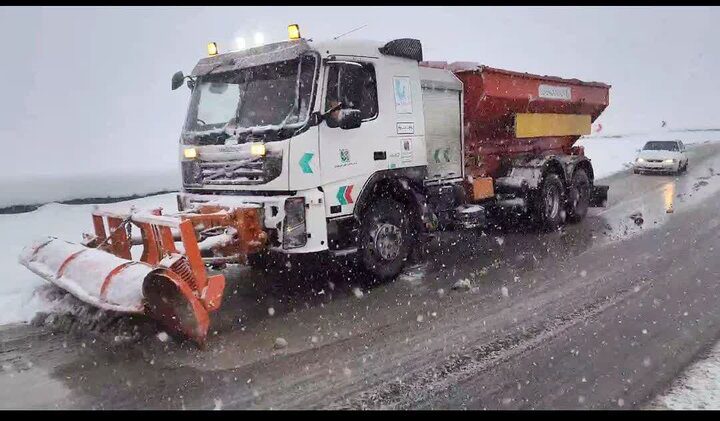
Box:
[643,141,679,151]
[182,54,317,145]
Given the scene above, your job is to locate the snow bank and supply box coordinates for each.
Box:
[0,193,178,325]
[0,170,179,209]
[577,129,720,180]
[651,341,720,409]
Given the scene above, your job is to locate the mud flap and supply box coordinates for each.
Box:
[590,185,609,207]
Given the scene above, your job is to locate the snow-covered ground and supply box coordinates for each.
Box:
[2,130,719,326]
[0,170,179,209]
[578,129,720,179]
[0,194,177,325]
[650,341,720,409]
[2,130,720,408]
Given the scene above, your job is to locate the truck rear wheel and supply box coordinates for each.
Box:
[358,198,415,280]
[566,168,590,223]
[534,173,565,230]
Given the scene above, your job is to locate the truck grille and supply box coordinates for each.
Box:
[182,153,282,186]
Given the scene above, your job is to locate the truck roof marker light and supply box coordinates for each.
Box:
[288,24,301,40]
[253,33,264,46]
[250,143,266,156]
[235,37,246,50]
[207,42,218,56]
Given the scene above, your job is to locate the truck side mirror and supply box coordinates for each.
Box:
[308,111,323,127]
[339,109,362,130]
[172,71,185,91]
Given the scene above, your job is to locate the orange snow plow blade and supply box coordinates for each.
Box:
[19,204,267,346]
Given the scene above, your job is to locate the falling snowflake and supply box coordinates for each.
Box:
[268,307,275,316]
[501,286,509,297]
[274,337,288,349]
[214,398,223,410]
[352,287,364,298]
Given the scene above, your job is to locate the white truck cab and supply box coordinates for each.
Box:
[172,32,607,279]
[174,36,470,278]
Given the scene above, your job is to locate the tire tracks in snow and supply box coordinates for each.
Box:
[329,282,648,409]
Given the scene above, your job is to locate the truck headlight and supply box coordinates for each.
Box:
[250,143,266,156]
[636,158,645,163]
[663,159,676,163]
[283,197,307,249]
[184,147,198,159]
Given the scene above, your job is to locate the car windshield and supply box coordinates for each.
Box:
[643,141,679,151]
[181,54,317,144]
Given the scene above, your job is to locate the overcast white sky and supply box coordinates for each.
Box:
[2,6,719,178]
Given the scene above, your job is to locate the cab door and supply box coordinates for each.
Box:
[317,59,381,217]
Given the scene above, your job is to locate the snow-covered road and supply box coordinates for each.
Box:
[650,341,720,409]
[2,130,720,409]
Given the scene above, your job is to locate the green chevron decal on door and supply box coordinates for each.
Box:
[299,152,314,174]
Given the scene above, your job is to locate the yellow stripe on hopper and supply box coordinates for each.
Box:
[515,113,591,138]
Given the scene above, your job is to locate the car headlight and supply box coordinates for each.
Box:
[663,159,676,163]
[283,197,307,249]
[636,158,645,163]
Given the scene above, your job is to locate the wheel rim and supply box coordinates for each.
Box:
[544,184,560,220]
[373,223,403,261]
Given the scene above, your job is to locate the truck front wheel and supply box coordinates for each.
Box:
[358,198,415,280]
[246,250,277,272]
[566,168,590,223]
[534,173,565,230]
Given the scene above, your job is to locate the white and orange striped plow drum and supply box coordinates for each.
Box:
[18,204,267,346]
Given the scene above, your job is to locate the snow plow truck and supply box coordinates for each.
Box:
[19,26,610,346]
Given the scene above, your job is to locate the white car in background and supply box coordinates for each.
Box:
[634,140,689,175]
